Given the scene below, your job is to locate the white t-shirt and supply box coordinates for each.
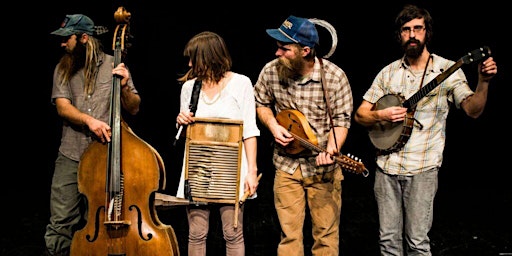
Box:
[176,72,260,200]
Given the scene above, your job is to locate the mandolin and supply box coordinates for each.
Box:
[276,109,368,177]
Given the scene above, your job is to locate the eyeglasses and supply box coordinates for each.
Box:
[400,25,425,35]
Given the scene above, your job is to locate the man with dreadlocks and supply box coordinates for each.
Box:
[254,15,353,255]
[44,14,141,256]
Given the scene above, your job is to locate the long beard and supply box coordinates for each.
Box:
[276,56,305,81]
[70,42,86,75]
[57,41,87,85]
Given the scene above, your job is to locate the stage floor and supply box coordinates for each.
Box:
[3,170,511,256]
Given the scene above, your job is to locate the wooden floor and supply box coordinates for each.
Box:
[3,166,511,256]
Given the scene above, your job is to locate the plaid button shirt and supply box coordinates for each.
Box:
[254,57,353,178]
[363,54,474,175]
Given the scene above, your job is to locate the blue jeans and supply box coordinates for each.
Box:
[374,168,438,256]
[44,152,85,255]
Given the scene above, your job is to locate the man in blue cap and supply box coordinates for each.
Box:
[50,14,96,36]
[254,15,353,255]
[44,14,141,256]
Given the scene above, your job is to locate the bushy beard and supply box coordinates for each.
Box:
[403,39,425,59]
[276,56,305,81]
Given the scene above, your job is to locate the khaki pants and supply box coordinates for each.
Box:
[274,166,343,256]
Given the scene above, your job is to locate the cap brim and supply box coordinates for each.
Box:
[266,29,295,44]
[50,28,74,37]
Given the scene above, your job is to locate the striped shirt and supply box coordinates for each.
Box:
[254,57,353,178]
[362,54,474,175]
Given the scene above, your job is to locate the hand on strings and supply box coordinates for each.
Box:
[87,118,112,143]
[271,123,294,147]
[380,106,408,123]
[317,142,339,166]
[112,63,130,87]
[316,152,336,166]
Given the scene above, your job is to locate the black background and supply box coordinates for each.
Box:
[4,0,511,255]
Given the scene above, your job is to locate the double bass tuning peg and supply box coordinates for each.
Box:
[114,6,131,24]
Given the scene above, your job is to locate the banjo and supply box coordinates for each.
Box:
[369,46,491,154]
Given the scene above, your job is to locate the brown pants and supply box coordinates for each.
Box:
[274,166,343,256]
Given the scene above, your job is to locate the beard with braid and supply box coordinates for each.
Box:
[402,38,425,59]
[276,53,306,81]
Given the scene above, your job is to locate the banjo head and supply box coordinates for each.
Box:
[369,94,408,152]
[369,122,404,150]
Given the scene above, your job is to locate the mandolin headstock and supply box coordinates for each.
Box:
[336,153,369,177]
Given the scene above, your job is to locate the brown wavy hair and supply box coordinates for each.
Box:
[177,31,232,84]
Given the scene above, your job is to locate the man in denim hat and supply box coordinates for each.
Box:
[44,13,141,256]
[254,15,354,255]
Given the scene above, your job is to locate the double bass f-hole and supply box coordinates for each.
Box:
[70,7,180,256]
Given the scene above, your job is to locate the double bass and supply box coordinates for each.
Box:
[70,7,179,255]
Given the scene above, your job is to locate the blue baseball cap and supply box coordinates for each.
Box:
[51,14,95,36]
[266,15,319,48]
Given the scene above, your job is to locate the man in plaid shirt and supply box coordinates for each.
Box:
[254,15,353,256]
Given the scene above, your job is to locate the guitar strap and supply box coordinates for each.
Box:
[318,58,339,149]
[189,79,202,113]
[406,55,431,131]
[173,79,202,147]
[411,55,431,112]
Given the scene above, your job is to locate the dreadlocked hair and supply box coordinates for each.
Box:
[56,35,104,96]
